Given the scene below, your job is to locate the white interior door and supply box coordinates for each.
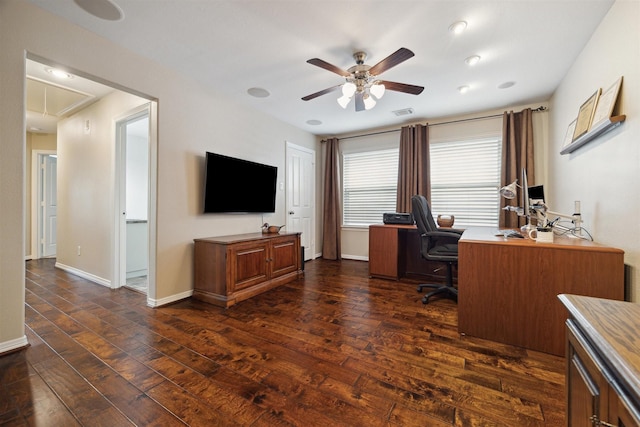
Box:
[42,154,57,257]
[115,105,150,291]
[286,142,315,261]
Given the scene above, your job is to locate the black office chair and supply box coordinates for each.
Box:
[411,195,462,304]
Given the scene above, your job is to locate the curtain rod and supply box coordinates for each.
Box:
[323,105,547,142]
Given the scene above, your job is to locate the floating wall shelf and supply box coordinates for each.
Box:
[560,115,626,155]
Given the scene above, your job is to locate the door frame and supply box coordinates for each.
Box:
[113,103,156,300]
[30,150,57,260]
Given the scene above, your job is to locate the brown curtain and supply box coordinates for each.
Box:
[322,138,341,260]
[500,108,535,228]
[396,124,430,213]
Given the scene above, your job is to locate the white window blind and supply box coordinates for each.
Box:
[430,138,502,227]
[343,148,399,226]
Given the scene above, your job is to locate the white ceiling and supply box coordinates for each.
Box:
[25,0,614,136]
[26,59,114,133]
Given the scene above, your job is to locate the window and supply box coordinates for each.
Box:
[429,137,502,227]
[342,148,399,227]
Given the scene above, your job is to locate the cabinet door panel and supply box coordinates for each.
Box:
[567,321,609,427]
[232,243,269,290]
[568,352,599,426]
[271,237,298,278]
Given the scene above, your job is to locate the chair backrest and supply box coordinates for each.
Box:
[411,195,438,235]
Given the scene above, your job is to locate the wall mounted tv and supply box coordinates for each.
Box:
[203,152,277,213]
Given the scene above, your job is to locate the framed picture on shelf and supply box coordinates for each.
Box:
[572,89,601,141]
[590,76,623,130]
[563,119,577,147]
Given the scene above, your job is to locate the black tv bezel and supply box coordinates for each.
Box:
[203,152,277,214]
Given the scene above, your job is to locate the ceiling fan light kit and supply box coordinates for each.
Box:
[363,93,376,110]
[370,82,386,99]
[303,47,424,112]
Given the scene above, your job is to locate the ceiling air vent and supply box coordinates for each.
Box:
[392,108,414,117]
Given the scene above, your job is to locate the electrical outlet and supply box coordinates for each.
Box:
[77,246,81,256]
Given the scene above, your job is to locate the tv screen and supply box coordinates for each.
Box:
[203,152,277,213]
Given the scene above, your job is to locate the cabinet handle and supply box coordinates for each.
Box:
[590,415,616,427]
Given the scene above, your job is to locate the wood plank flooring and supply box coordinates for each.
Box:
[1,258,565,426]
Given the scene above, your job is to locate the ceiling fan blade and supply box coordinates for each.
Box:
[301,85,343,101]
[306,58,351,77]
[354,92,365,112]
[379,80,424,95]
[368,48,415,76]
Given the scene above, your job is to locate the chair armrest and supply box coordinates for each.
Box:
[424,230,462,245]
[426,230,463,239]
[445,228,465,235]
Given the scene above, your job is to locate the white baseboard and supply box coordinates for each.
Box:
[54,262,192,308]
[147,289,193,308]
[340,254,369,261]
[0,335,29,354]
[55,262,111,288]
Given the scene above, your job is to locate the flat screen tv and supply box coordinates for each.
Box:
[203,152,277,213]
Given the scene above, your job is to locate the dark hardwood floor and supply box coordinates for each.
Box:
[1,258,565,426]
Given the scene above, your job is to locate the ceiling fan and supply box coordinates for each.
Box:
[301,47,424,112]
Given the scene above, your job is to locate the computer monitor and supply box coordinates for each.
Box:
[528,185,545,205]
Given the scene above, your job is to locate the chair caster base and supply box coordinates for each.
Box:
[420,286,458,305]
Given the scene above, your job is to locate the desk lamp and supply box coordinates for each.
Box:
[499,169,535,233]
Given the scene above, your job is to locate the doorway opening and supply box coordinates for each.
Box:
[25,54,158,304]
[116,107,150,293]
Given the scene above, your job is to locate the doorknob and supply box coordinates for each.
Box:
[289,211,295,215]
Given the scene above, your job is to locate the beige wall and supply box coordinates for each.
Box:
[25,132,57,258]
[549,0,640,301]
[0,0,317,351]
[56,91,148,283]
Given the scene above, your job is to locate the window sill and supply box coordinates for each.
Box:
[341,226,371,232]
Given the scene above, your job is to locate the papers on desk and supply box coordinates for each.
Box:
[493,229,524,238]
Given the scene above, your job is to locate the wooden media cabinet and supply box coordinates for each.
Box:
[193,232,303,308]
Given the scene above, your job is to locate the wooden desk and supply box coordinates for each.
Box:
[369,224,414,279]
[458,227,624,356]
[369,224,457,282]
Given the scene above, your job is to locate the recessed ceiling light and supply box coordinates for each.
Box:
[45,68,73,79]
[458,85,470,94]
[247,87,270,98]
[449,21,467,34]
[498,81,516,89]
[306,119,322,126]
[73,0,124,21]
[465,55,481,66]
